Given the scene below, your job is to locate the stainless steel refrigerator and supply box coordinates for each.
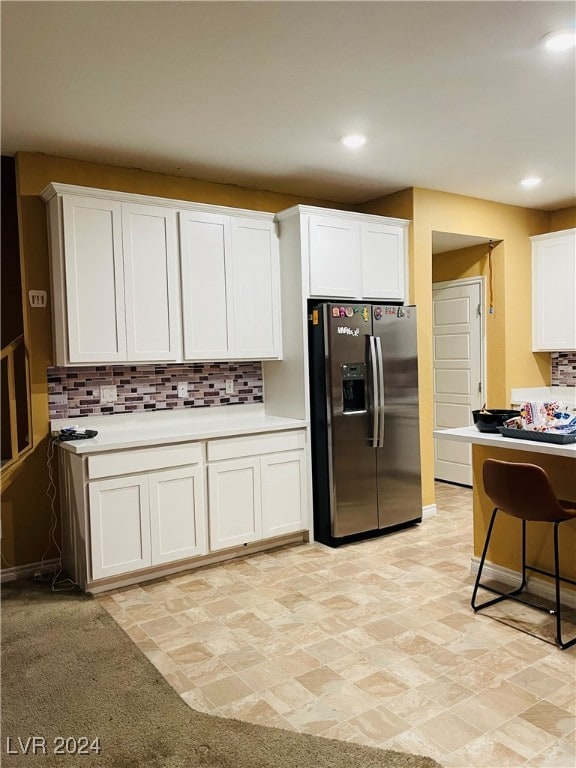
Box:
[308,302,422,546]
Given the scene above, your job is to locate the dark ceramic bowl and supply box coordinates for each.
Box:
[472,409,521,433]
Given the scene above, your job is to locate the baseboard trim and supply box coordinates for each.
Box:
[471,557,576,610]
[1,558,61,584]
[422,504,437,520]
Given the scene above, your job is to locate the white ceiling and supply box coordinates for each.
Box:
[1,1,575,211]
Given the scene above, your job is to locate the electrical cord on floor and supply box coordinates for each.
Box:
[38,436,79,592]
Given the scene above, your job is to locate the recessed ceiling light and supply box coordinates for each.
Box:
[520,176,542,189]
[541,28,576,51]
[340,134,367,148]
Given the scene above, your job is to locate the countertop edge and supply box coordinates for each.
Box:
[434,426,576,459]
[55,413,308,455]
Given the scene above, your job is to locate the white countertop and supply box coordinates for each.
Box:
[52,405,307,454]
[434,426,576,459]
[510,387,576,409]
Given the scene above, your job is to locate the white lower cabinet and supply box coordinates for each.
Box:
[89,465,207,580]
[208,458,263,550]
[261,451,306,538]
[59,428,307,591]
[149,466,207,566]
[89,475,151,579]
[207,430,307,551]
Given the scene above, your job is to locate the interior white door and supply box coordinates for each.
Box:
[433,279,483,485]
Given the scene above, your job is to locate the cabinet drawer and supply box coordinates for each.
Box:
[87,443,204,479]
[207,430,305,462]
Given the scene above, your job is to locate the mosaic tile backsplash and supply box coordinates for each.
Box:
[48,362,263,420]
[551,351,576,386]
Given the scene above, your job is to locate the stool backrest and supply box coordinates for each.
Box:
[482,459,566,522]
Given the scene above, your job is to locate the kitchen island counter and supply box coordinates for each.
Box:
[435,426,576,600]
[434,425,576,459]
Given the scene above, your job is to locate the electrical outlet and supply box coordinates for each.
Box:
[225,379,234,394]
[100,385,117,403]
[177,382,188,399]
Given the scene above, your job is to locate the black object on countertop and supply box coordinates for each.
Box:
[58,429,98,441]
[472,409,521,433]
[497,427,576,445]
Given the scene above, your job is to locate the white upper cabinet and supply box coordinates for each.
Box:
[46,188,179,364]
[360,221,405,301]
[180,210,234,360]
[42,184,282,364]
[531,228,576,351]
[277,205,409,302]
[230,217,281,358]
[180,211,281,361]
[122,203,179,361]
[308,215,361,297]
[60,195,126,363]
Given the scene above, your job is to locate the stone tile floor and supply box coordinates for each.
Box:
[98,482,576,767]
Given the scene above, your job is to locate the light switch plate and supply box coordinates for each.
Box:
[29,290,47,308]
[177,382,188,399]
[225,379,234,394]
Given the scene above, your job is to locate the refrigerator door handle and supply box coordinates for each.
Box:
[368,335,379,448]
[375,336,385,448]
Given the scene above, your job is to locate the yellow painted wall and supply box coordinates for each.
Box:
[360,188,552,510]
[432,243,489,284]
[472,445,576,586]
[1,152,342,568]
[1,153,569,569]
[432,242,509,412]
[549,206,576,232]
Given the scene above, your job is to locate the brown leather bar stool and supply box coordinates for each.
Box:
[472,458,576,649]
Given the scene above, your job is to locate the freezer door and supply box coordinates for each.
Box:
[372,306,422,528]
[324,304,379,537]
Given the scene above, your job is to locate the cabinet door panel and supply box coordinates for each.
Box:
[180,211,234,359]
[230,218,281,358]
[261,451,306,537]
[149,467,207,564]
[122,204,179,360]
[89,476,151,579]
[308,216,361,298]
[532,233,576,351]
[361,223,405,301]
[208,459,262,550]
[62,196,126,361]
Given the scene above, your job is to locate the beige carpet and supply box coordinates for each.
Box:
[1,580,443,768]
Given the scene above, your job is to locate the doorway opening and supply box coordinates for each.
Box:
[431,231,497,486]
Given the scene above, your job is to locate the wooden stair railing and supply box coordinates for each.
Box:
[1,334,32,471]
